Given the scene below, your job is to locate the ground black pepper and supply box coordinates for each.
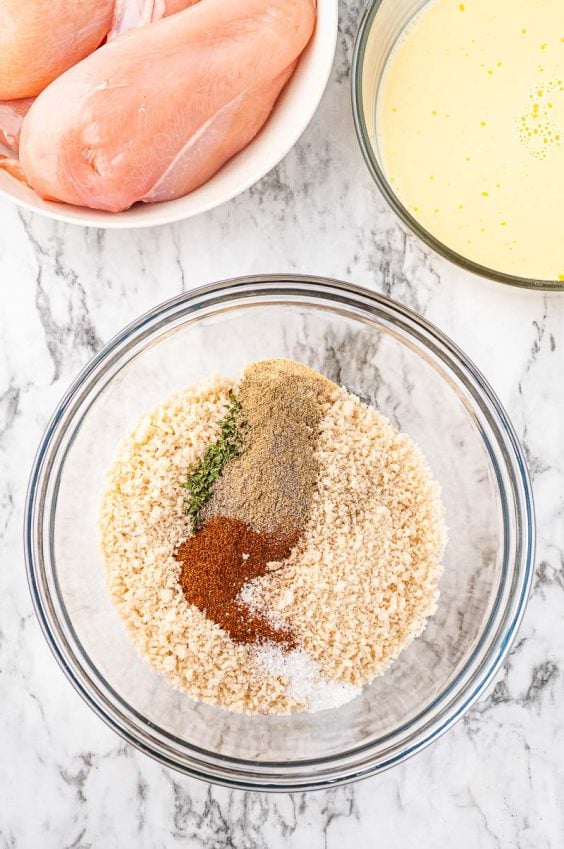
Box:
[202,359,332,534]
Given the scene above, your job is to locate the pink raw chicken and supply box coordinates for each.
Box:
[0,0,197,151]
[16,0,316,212]
[0,98,34,152]
[109,0,200,39]
[0,0,195,101]
[0,0,199,173]
[0,0,115,99]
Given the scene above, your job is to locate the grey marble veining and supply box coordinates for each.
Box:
[1,0,563,845]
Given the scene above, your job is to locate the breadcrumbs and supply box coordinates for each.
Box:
[100,373,446,715]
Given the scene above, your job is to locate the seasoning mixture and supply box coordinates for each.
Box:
[100,359,447,715]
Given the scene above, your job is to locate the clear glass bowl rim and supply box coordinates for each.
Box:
[351,0,564,292]
[24,275,535,791]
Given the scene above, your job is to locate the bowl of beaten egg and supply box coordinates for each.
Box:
[353,0,564,289]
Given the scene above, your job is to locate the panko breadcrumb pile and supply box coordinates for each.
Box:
[100,362,446,715]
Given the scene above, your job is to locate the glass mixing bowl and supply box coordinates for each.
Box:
[351,0,563,291]
[25,277,534,790]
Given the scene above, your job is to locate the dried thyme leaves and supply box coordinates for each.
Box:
[182,391,247,529]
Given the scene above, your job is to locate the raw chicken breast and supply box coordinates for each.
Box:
[18,0,316,212]
[0,98,34,152]
[0,1,115,99]
[0,156,29,186]
[144,63,296,203]
[109,0,200,39]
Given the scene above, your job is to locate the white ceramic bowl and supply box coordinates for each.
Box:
[0,1,338,228]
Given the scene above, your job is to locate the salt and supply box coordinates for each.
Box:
[253,644,360,713]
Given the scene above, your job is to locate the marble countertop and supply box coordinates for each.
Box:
[1,2,563,846]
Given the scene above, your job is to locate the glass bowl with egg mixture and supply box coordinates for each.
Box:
[25,276,534,790]
[352,0,564,290]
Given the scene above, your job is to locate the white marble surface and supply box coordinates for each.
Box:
[1,2,563,846]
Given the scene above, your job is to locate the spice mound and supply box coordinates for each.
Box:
[176,516,298,647]
[100,358,447,715]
